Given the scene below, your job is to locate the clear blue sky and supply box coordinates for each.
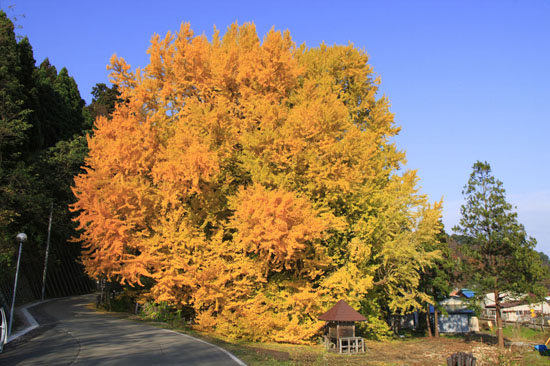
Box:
[5,0,550,253]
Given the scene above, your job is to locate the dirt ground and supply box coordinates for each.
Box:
[267,336,533,366]
[362,337,517,366]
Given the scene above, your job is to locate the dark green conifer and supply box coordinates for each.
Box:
[454,161,546,348]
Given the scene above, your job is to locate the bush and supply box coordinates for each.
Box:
[109,291,137,312]
[139,302,194,329]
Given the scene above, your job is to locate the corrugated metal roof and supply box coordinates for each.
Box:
[318,300,367,322]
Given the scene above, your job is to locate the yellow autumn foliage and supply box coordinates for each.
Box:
[72,22,442,342]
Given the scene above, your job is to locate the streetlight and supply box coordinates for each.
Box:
[8,233,27,338]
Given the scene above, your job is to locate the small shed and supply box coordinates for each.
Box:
[319,300,366,353]
[431,289,477,333]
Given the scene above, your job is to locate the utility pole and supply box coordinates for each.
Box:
[41,203,54,301]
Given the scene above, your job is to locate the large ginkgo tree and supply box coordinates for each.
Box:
[72,23,442,342]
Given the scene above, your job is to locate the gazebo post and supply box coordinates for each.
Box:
[336,323,340,351]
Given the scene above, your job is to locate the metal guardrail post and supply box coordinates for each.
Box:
[0,307,6,353]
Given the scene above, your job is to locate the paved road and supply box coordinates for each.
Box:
[0,295,244,365]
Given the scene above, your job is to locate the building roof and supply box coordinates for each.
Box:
[318,300,367,322]
[449,288,475,299]
[485,300,524,309]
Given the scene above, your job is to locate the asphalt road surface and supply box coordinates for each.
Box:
[0,295,244,365]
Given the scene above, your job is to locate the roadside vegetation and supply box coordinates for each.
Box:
[96,295,550,366]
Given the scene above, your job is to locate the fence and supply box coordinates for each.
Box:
[480,315,550,332]
[0,237,94,312]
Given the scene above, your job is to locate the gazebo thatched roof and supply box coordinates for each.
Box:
[318,300,367,322]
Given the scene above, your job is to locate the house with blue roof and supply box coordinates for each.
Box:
[430,289,479,333]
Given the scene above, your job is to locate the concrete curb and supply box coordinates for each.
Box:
[7,300,49,343]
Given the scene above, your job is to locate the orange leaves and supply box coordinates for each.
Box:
[152,131,219,200]
[231,185,328,276]
[107,55,135,92]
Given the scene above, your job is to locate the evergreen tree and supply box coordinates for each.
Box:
[32,60,87,149]
[0,10,33,263]
[454,161,546,348]
[86,83,121,122]
[0,11,30,164]
[0,10,93,299]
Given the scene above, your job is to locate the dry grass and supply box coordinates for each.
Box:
[217,335,548,366]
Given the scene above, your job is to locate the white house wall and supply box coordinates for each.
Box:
[438,314,470,333]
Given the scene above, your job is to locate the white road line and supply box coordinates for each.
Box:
[162,328,247,366]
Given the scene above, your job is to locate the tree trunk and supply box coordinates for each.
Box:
[434,308,440,338]
[495,288,504,348]
[426,305,433,338]
[541,303,545,333]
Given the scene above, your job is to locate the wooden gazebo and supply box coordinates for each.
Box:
[319,300,366,353]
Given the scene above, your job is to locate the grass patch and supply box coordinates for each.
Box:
[480,324,550,343]
[502,326,549,343]
[521,350,550,366]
